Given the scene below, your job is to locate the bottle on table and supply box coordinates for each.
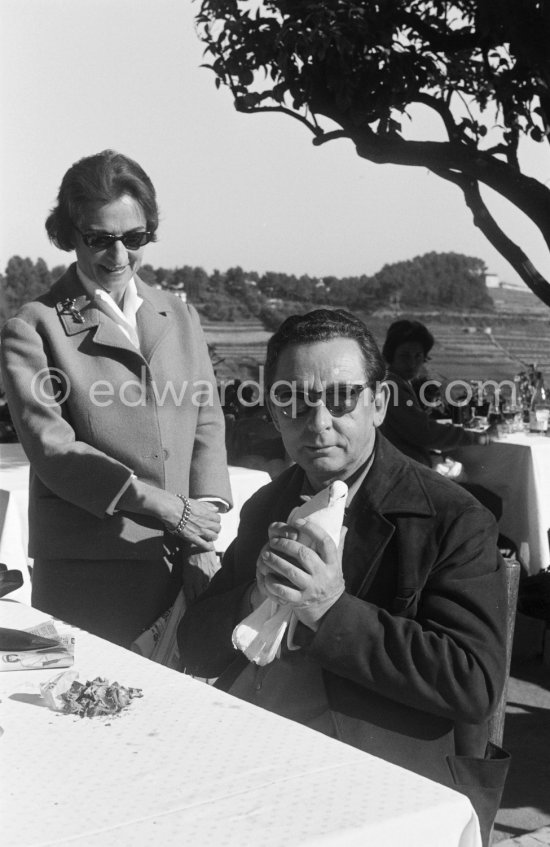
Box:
[529,371,549,433]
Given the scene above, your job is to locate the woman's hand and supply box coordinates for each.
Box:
[116,480,221,552]
[167,498,221,551]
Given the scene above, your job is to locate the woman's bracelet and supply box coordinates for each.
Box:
[168,494,191,537]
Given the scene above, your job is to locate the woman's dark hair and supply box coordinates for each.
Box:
[264,309,386,389]
[382,320,434,365]
[45,149,159,251]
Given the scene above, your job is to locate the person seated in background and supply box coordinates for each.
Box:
[179,309,509,846]
[380,319,490,467]
[380,319,505,524]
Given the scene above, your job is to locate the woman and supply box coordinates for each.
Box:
[380,319,489,466]
[0,150,232,647]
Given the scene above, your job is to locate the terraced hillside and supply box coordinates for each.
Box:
[201,293,550,384]
[203,321,271,380]
[424,325,521,381]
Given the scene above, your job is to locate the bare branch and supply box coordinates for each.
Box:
[435,169,550,307]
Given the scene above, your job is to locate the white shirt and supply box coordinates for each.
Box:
[76,266,142,349]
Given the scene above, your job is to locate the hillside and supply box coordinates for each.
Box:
[202,286,550,384]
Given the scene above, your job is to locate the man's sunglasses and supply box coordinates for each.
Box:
[271,383,369,419]
[74,226,152,252]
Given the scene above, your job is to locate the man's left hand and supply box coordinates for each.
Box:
[257,519,345,629]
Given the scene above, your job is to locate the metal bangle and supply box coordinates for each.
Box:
[169,494,191,537]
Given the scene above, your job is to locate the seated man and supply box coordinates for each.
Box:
[179,309,509,846]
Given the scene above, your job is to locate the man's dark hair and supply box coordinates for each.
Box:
[45,149,159,252]
[265,309,386,389]
[382,320,434,365]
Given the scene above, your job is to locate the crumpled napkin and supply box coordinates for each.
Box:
[232,480,348,665]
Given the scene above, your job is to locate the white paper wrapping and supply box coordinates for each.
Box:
[232,480,348,665]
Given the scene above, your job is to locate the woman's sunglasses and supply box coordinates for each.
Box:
[74,226,152,252]
[271,383,369,419]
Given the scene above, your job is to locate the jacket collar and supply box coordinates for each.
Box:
[53,264,173,359]
[358,433,435,518]
[272,433,435,520]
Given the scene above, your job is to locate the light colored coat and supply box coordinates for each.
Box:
[0,264,232,559]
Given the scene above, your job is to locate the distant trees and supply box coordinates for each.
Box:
[195,0,550,307]
[0,250,493,329]
[1,256,52,321]
[368,252,492,310]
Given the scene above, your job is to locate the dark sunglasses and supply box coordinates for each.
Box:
[271,383,369,419]
[74,226,152,252]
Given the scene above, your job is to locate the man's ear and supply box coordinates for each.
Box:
[373,382,390,427]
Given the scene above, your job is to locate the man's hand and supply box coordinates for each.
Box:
[256,519,345,629]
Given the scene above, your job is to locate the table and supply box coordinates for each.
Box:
[0,600,481,847]
[216,463,270,553]
[0,444,31,603]
[0,443,270,588]
[454,431,550,574]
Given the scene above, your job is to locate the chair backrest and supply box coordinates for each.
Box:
[488,557,521,747]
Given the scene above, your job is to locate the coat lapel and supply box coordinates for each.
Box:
[134,284,173,362]
[52,267,173,361]
[343,510,395,597]
[53,267,100,337]
[345,434,435,599]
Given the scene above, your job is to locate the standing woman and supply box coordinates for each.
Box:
[0,150,232,647]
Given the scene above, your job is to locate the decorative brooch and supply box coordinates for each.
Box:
[60,298,84,323]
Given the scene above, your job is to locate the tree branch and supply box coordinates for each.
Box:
[408,94,458,141]
[312,130,350,146]
[434,168,550,307]
[236,104,321,136]
[339,123,550,241]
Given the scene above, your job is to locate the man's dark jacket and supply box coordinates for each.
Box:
[179,435,509,843]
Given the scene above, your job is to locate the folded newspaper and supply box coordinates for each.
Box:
[0,620,75,671]
[232,480,348,665]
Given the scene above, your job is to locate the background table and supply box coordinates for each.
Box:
[454,432,550,574]
[0,600,481,847]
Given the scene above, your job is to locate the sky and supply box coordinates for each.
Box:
[2,0,550,285]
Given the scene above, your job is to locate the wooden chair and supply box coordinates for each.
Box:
[488,556,521,747]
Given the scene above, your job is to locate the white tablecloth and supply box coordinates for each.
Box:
[0,600,481,847]
[0,444,32,602]
[454,432,550,574]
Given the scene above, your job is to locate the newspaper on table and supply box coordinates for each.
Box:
[0,619,75,671]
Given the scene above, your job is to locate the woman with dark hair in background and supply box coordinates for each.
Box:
[0,149,232,647]
[380,319,490,466]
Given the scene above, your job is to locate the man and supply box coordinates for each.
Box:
[179,310,509,845]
